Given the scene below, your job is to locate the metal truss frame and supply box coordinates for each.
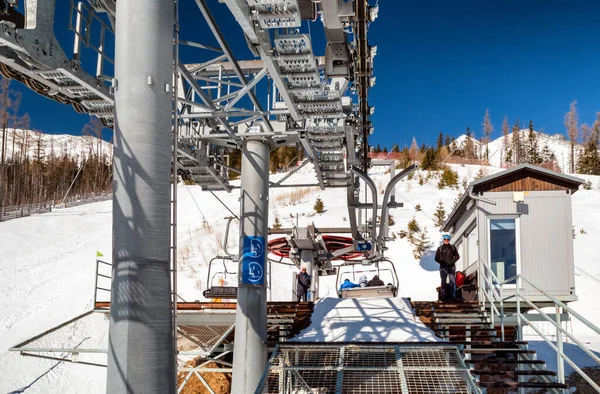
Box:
[177,351,233,394]
[9,308,238,392]
[0,0,376,196]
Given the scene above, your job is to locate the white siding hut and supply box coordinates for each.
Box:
[442,164,583,303]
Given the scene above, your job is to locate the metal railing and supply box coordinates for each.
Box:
[69,0,115,81]
[0,202,52,222]
[0,193,112,223]
[479,262,600,392]
[93,258,113,304]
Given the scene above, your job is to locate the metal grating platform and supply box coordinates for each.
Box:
[177,312,236,355]
[256,343,482,394]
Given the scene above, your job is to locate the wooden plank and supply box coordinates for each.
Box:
[481,174,576,193]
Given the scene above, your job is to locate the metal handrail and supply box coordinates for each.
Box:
[520,313,600,392]
[479,260,600,392]
[478,261,504,336]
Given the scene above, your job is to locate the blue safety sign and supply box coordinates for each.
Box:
[241,236,265,285]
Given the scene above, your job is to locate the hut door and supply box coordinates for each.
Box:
[489,218,518,285]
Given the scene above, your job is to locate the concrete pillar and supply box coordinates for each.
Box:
[106,0,175,393]
[231,139,270,393]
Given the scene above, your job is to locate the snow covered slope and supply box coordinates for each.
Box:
[454,129,580,172]
[1,128,112,162]
[1,163,600,393]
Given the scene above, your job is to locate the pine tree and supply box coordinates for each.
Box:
[313,197,324,214]
[436,132,444,152]
[374,144,382,153]
[444,134,452,147]
[420,147,437,170]
[449,138,461,157]
[577,116,600,175]
[482,109,493,160]
[398,147,411,168]
[526,120,541,164]
[412,228,431,259]
[438,167,459,189]
[505,148,513,164]
[391,145,400,153]
[407,217,421,235]
[541,143,554,163]
[433,201,446,227]
[382,146,388,153]
[451,192,462,211]
[502,115,510,166]
[564,100,579,173]
[463,127,476,159]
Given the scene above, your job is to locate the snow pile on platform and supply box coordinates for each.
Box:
[292,297,442,343]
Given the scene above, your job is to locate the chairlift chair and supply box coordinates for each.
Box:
[202,256,239,299]
[336,259,399,299]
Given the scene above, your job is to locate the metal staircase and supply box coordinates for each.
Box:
[412,301,569,393]
[176,144,231,191]
[272,29,353,189]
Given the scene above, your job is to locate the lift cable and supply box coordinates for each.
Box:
[183,183,207,221]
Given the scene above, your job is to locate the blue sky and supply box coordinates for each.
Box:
[7,0,600,148]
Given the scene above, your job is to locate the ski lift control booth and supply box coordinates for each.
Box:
[441,164,583,304]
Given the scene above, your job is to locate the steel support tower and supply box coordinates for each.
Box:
[232,138,270,392]
[107,0,176,392]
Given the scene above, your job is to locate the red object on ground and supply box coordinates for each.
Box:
[268,236,364,260]
[456,271,465,288]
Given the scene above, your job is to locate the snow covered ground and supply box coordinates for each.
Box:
[1,163,600,393]
[293,298,441,343]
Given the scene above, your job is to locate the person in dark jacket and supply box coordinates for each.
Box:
[434,234,460,301]
[366,275,385,287]
[296,266,311,302]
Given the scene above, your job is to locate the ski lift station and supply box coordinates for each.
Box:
[442,164,584,304]
[2,0,600,393]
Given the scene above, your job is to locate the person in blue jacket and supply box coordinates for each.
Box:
[339,278,360,291]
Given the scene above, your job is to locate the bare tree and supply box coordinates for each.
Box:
[409,137,418,161]
[482,108,493,160]
[564,100,579,173]
[0,78,10,205]
[511,120,522,165]
[0,78,21,206]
